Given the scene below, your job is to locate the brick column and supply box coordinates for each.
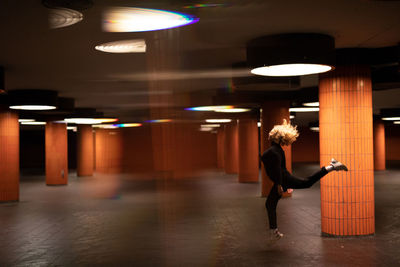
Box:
[238,118,259,182]
[373,120,386,171]
[0,109,19,201]
[319,65,374,236]
[46,122,68,185]
[77,125,94,176]
[217,127,225,169]
[224,121,238,174]
[260,101,291,197]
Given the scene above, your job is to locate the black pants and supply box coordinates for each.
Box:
[265,167,328,229]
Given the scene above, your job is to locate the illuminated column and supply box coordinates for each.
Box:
[77,125,94,176]
[95,128,123,174]
[319,64,374,236]
[373,119,386,171]
[46,122,68,185]
[224,121,238,174]
[260,101,291,197]
[238,118,259,182]
[0,109,19,202]
[217,127,225,169]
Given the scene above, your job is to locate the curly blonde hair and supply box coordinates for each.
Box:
[268,119,299,146]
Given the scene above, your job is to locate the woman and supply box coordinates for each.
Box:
[261,120,348,239]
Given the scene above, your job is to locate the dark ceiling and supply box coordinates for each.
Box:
[0,0,400,126]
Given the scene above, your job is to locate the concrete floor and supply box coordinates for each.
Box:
[1,164,400,266]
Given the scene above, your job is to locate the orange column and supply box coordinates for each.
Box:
[319,65,374,236]
[95,128,123,174]
[373,120,386,171]
[260,101,291,197]
[77,125,94,176]
[46,122,68,185]
[0,109,19,202]
[217,127,225,169]
[224,121,238,174]
[238,118,259,182]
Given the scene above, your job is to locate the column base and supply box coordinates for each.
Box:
[321,232,375,238]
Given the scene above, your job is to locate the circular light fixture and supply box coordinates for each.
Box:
[303,101,320,107]
[290,115,295,119]
[20,121,46,125]
[185,105,233,111]
[103,7,199,32]
[310,127,320,132]
[205,119,231,123]
[49,7,83,29]
[67,126,77,131]
[18,119,35,122]
[10,105,56,110]
[247,33,335,77]
[251,64,332,77]
[95,39,146,53]
[8,89,58,111]
[394,121,400,124]
[64,118,102,124]
[289,107,319,112]
[214,108,250,113]
[382,117,400,121]
[201,124,220,128]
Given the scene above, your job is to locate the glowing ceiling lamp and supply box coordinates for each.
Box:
[247,33,335,77]
[214,108,250,113]
[394,121,400,124]
[64,118,102,124]
[251,64,332,77]
[205,119,231,123]
[8,89,58,111]
[382,117,400,121]
[95,39,146,53]
[310,127,320,132]
[49,7,83,29]
[20,121,46,125]
[185,105,233,111]
[289,107,319,112]
[18,119,35,122]
[201,124,220,128]
[303,101,320,107]
[103,7,199,32]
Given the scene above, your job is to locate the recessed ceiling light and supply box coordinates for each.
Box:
[10,105,56,110]
[214,108,250,113]
[49,7,83,29]
[20,121,46,125]
[289,107,320,112]
[290,115,295,119]
[18,119,35,122]
[205,119,231,123]
[201,124,220,128]
[251,64,332,77]
[64,118,102,125]
[103,7,199,32]
[310,127,320,132]
[185,105,233,111]
[303,102,320,107]
[95,39,146,53]
[67,126,77,131]
[394,121,400,124]
[382,117,400,121]
[200,127,213,132]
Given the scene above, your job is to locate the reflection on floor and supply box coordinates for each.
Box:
[1,164,400,266]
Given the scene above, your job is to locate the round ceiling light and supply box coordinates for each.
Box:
[185,105,233,111]
[214,108,251,113]
[247,33,335,77]
[8,89,58,111]
[103,7,199,32]
[20,121,47,125]
[289,107,319,112]
[251,64,332,77]
[205,119,231,123]
[49,7,83,29]
[303,101,320,107]
[95,39,146,53]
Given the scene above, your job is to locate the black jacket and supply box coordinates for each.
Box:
[261,142,290,191]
